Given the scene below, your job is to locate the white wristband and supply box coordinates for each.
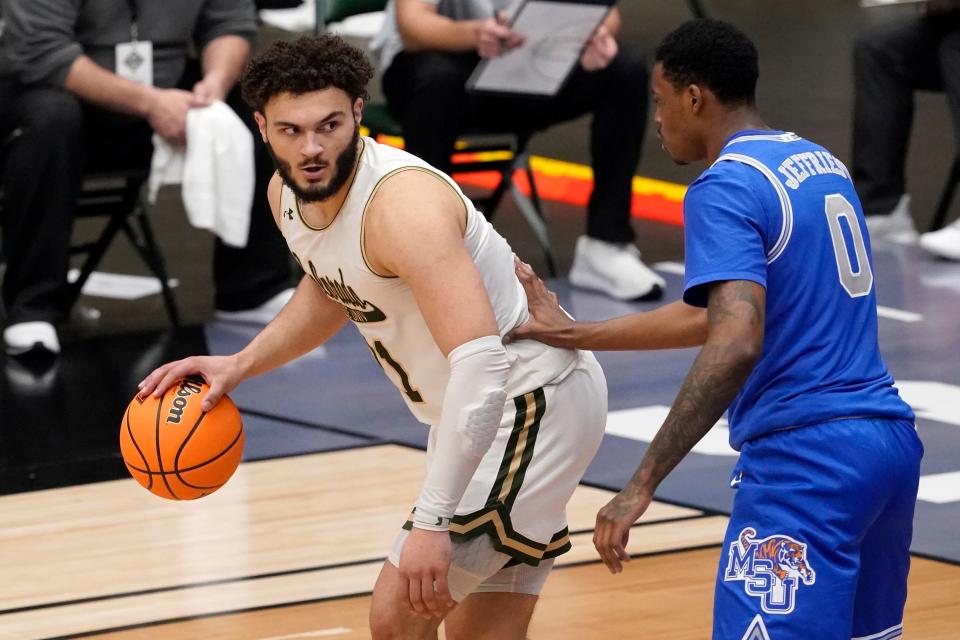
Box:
[412,508,452,532]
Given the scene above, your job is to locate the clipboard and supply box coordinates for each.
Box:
[465,0,615,98]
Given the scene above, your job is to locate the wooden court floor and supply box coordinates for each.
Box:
[94,551,960,640]
[0,445,957,639]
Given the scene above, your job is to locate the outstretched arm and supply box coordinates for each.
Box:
[593,279,765,573]
[509,259,708,350]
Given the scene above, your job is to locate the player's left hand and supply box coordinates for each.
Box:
[580,25,618,72]
[506,257,575,347]
[594,485,652,574]
[397,528,456,619]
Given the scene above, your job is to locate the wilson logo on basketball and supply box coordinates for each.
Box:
[166,377,204,424]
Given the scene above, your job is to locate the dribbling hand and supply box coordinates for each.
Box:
[138,355,243,412]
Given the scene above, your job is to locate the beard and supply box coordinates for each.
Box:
[267,124,360,203]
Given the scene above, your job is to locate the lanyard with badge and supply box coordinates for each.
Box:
[116,0,153,85]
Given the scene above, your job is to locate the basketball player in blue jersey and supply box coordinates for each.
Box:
[511,19,922,640]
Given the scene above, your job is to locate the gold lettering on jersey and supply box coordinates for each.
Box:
[293,253,387,323]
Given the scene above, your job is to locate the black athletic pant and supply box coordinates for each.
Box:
[382,49,649,244]
[852,14,960,217]
[0,66,291,326]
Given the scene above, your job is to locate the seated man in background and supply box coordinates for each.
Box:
[371,0,666,301]
[852,0,960,258]
[0,0,293,359]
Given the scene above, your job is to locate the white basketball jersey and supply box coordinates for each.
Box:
[279,137,579,426]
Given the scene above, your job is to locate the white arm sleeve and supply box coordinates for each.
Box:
[412,334,510,531]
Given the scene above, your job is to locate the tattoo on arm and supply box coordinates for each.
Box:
[624,281,765,498]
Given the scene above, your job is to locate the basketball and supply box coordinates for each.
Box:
[119,376,245,500]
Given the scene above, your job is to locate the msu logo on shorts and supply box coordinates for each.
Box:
[724,527,816,614]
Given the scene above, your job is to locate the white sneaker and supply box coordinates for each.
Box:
[569,236,666,301]
[3,321,61,356]
[215,288,295,325]
[919,219,960,261]
[864,194,918,244]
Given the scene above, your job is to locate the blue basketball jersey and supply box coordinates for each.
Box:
[682,130,914,449]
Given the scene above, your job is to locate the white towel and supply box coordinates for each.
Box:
[147,101,254,248]
[148,134,184,203]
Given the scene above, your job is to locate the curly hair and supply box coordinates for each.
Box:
[655,19,758,105]
[241,35,374,112]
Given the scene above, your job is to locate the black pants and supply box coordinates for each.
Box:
[0,69,291,326]
[382,49,649,244]
[852,14,960,217]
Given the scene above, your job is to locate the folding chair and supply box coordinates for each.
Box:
[0,127,181,326]
[67,170,181,326]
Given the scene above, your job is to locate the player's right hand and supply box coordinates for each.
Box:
[137,355,244,412]
[594,487,651,574]
[507,257,575,346]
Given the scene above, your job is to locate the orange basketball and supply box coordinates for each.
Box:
[119,376,244,500]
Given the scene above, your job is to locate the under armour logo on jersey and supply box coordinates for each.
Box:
[741,615,771,640]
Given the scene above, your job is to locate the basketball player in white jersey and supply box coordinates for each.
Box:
[138,35,607,639]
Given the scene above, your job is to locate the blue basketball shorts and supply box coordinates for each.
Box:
[713,417,922,640]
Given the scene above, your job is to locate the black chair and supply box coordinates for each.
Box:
[67,170,181,325]
[0,127,181,326]
[929,156,960,232]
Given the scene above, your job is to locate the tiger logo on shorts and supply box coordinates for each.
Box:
[724,527,816,614]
